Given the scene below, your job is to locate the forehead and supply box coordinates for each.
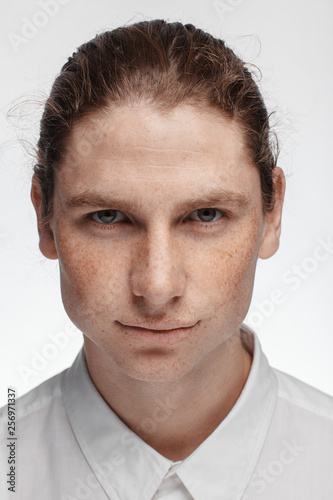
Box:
[57,104,260,202]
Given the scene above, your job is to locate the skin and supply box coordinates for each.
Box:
[31,104,285,461]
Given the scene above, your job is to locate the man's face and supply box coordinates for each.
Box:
[35,104,281,382]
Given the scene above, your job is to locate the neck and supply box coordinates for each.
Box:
[84,329,253,461]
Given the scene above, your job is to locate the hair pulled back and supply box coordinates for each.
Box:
[35,19,278,224]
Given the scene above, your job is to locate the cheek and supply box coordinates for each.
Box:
[53,213,262,328]
[194,225,260,312]
[54,223,126,319]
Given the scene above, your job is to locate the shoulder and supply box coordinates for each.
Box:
[273,367,333,421]
[0,368,67,432]
[271,367,333,460]
[246,368,333,498]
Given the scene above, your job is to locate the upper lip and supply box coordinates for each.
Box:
[119,321,198,331]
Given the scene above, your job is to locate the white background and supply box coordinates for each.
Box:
[0,0,332,407]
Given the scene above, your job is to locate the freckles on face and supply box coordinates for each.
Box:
[185,210,262,324]
[53,216,130,328]
[50,104,266,378]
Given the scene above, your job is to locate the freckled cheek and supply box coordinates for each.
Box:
[54,225,127,300]
[199,234,259,305]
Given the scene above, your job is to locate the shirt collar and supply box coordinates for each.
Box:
[175,324,278,499]
[62,324,278,500]
[62,348,173,500]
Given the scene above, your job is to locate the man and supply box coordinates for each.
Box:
[1,19,332,500]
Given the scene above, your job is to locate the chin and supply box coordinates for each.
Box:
[115,349,192,383]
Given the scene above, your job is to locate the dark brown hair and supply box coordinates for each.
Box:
[34,19,279,224]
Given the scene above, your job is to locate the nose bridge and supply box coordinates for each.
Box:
[130,223,185,304]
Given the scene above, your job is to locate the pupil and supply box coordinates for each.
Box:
[100,210,115,222]
[199,208,215,221]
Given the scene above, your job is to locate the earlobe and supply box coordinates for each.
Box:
[38,227,59,261]
[258,167,286,260]
[30,175,58,260]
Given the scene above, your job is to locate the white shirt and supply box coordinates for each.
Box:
[1,324,333,499]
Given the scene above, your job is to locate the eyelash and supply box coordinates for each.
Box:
[84,209,227,232]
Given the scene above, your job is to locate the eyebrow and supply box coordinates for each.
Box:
[64,188,250,214]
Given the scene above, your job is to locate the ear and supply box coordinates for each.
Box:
[258,167,286,259]
[31,175,58,260]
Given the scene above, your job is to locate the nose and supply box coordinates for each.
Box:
[129,228,186,306]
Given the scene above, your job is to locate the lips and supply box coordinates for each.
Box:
[118,321,198,332]
[117,321,199,346]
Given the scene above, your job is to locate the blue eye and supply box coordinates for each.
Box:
[190,208,223,223]
[89,207,224,228]
[91,210,126,224]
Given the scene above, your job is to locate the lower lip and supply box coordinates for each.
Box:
[119,322,199,346]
